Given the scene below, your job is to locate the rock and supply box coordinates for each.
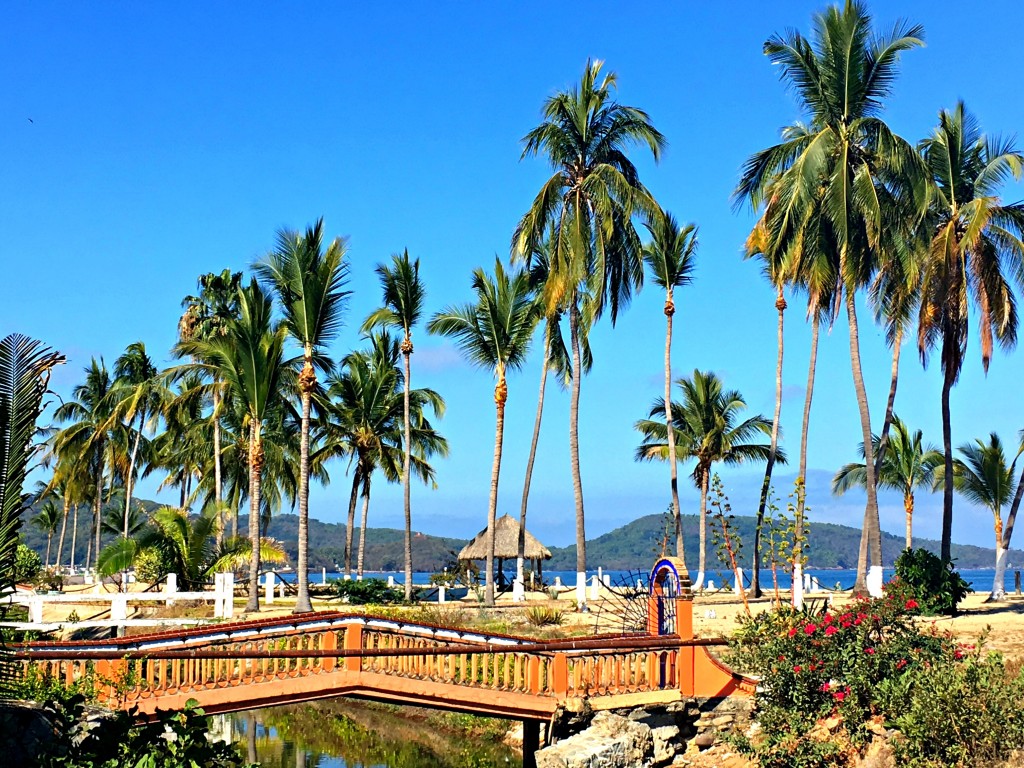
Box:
[859,736,896,768]
[536,711,653,768]
[711,715,734,727]
[692,732,715,750]
[651,725,680,766]
[0,700,56,768]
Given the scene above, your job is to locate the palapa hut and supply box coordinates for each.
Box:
[457,514,552,587]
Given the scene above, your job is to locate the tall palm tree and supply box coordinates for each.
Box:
[833,415,941,549]
[743,213,788,597]
[735,1,925,595]
[635,370,781,589]
[32,500,61,567]
[429,260,537,606]
[917,102,1024,563]
[946,434,1020,600]
[644,207,697,569]
[53,358,117,571]
[362,250,426,602]
[178,280,288,612]
[178,269,243,544]
[513,60,663,608]
[109,342,164,539]
[256,219,350,614]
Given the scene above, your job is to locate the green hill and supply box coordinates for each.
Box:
[18,499,1011,573]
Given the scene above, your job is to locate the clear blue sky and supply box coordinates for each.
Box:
[4,2,1024,551]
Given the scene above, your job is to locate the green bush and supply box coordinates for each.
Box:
[525,606,564,627]
[888,548,970,616]
[333,577,402,605]
[14,544,42,583]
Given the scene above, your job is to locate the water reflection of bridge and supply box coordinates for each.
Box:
[15,559,755,766]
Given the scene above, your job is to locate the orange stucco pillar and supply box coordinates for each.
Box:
[344,624,363,672]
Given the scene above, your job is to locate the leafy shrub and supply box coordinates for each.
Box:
[730,593,950,755]
[333,578,401,605]
[525,606,564,627]
[38,694,247,767]
[14,544,42,583]
[892,644,1024,767]
[35,567,64,592]
[888,548,970,616]
[133,546,174,584]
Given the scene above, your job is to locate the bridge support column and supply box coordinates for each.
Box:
[523,719,540,768]
[551,653,568,697]
[344,624,363,672]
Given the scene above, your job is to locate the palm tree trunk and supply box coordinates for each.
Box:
[357,474,371,578]
[664,291,686,571]
[793,310,820,609]
[124,409,144,538]
[344,466,361,577]
[485,374,508,607]
[904,493,914,550]
[518,324,550,588]
[70,504,79,572]
[93,445,104,571]
[1001,463,1024,561]
[45,534,52,568]
[56,497,70,570]
[694,467,709,590]
[993,516,1007,601]
[245,423,262,613]
[940,367,955,562]
[754,290,786,598]
[213,383,223,548]
[569,301,587,609]
[846,292,882,596]
[295,363,314,614]
[402,344,413,602]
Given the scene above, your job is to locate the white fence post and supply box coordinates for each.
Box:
[111,594,128,623]
[223,572,235,619]
[321,567,327,585]
[734,568,744,596]
[165,573,177,607]
[438,586,446,604]
[589,575,600,602]
[29,597,43,624]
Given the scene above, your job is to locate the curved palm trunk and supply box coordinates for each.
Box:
[56,497,70,570]
[344,465,361,577]
[568,301,587,609]
[213,384,223,548]
[847,293,883,596]
[992,515,1006,601]
[295,362,315,614]
[402,344,413,602]
[518,325,551,589]
[694,467,710,590]
[664,291,687,571]
[44,533,52,568]
[793,311,820,609]
[70,504,79,572]
[940,368,955,562]
[124,409,144,538]
[996,466,1024,600]
[904,493,914,550]
[357,474,371,578]
[754,290,786,598]
[485,373,508,607]
[92,443,105,573]
[245,423,263,613]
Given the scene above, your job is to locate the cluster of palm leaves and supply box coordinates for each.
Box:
[732,0,1024,600]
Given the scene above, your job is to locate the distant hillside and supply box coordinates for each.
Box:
[545,513,1016,571]
[18,499,1012,573]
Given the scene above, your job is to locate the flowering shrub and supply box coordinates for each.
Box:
[886,548,970,616]
[729,592,951,761]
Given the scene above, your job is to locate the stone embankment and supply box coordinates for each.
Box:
[535,697,754,768]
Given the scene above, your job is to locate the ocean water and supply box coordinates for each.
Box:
[280,566,1006,592]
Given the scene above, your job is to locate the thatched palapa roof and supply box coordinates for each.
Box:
[457,514,552,561]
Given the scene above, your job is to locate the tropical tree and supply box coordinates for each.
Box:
[53,358,118,571]
[256,218,350,613]
[429,260,537,605]
[944,434,1020,600]
[0,334,63,607]
[178,269,243,543]
[735,1,925,595]
[177,280,288,612]
[151,373,211,511]
[32,500,61,567]
[513,59,663,608]
[362,250,426,602]
[832,415,941,549]
[108,341,165,538]
[97,507,286,591]
[635,370,780,589]
[643,207,697,571]
[917,102,1024,562]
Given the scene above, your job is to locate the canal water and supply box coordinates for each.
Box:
[221,700,520,767]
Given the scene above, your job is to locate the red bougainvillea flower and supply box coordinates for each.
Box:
[954,650,964,660]
[864,647,876,655]
[905,599,919,610]
[896,659,907,670]
[793,665,802,674]
[804,623,818,635]
[820,681,831,692]
[824,625,839,637]
[834,690,846,702]
[788,627,798,638]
